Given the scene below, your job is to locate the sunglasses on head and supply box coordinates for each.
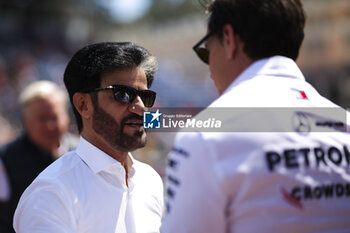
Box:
[85,84,156,107]
[192,31,217,65]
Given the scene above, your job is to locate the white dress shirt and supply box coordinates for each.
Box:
[14,136,164,233]
[161,56,350,233]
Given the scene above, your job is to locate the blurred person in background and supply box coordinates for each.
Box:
[0,80,78,233]
[0,115,15,146]
[162,0,350,232]
[14,42,164,233]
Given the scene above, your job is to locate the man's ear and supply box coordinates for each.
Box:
[73,93,93,119]
[222,24,238,60]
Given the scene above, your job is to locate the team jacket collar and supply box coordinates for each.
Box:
[223,55,306,95]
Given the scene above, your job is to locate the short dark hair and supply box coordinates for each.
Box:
[207,0,306,60]
[63,42,157,133]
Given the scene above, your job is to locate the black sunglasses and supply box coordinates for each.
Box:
[192,31,216,64]
[85,84,156,107]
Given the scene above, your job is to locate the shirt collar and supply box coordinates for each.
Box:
[223,55,305,95]
[76,136,135,175]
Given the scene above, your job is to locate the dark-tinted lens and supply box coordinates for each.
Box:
[113,86,156,107]
[139,91,156,107]
[193,31,216,65]
[114,89,133,104]
[196,47,209,64]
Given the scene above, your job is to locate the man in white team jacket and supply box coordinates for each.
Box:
[161,0,350,232]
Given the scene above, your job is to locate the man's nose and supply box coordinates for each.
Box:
[128,96,146,116]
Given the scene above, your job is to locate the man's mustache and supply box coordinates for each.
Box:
[121,114,143,126]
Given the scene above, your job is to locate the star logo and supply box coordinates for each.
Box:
[150,109,162,123]
[143,110,162,129]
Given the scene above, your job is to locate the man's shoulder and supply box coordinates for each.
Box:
[34,151,82,184]
[211,77,301,107]
[171,132,213,161]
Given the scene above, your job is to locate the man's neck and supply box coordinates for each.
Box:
[219,55,254,95]
[81,131,132,186]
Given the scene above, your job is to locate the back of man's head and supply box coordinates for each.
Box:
[207,0,305,60]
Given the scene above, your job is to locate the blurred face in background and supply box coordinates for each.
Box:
[23,94,69,154]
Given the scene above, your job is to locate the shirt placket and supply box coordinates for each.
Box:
[114,166,136,233]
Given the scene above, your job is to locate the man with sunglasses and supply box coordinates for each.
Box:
[14,42,164,233]
[162,0,350,232]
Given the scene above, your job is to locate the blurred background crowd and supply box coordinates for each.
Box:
[0,0,349,177]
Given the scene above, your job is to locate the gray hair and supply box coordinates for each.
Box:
[19,80,68,113]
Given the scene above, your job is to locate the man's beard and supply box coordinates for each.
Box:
[92,105,146,152]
